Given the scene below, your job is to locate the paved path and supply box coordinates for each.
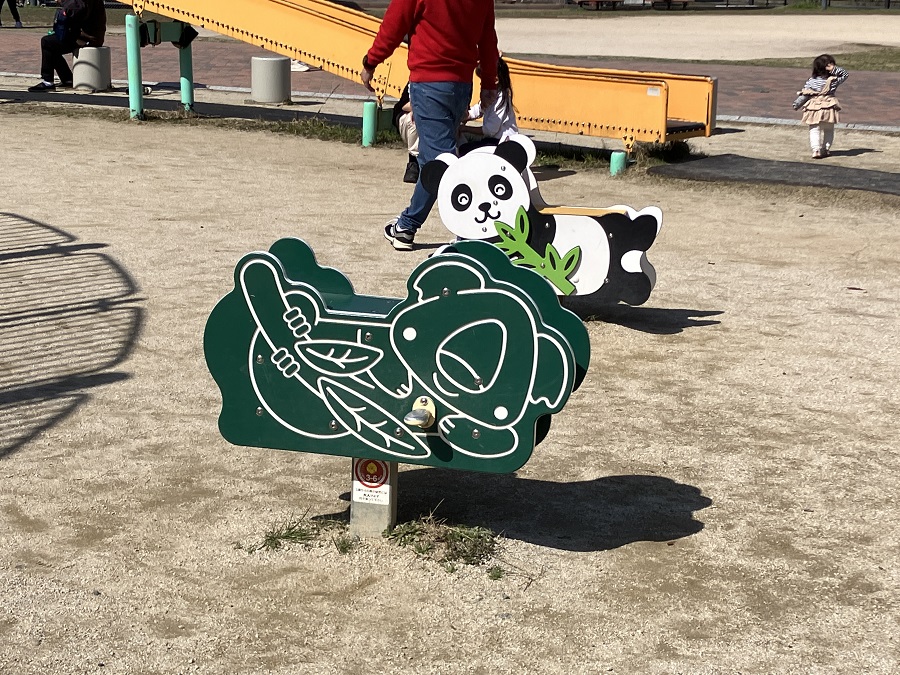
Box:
[1,24,899,128]
[495,15,900,60]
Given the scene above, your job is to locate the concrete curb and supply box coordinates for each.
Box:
[717,114,900,134]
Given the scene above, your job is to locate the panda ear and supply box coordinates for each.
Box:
[511,134,537,167]
[494,139,529,174]
[420,153,455,196]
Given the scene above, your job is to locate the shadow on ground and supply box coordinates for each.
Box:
[648,153,900,196]
[531,165,577,182]
[711,127,746,136]
[398,469,711,552]
[0,87,364,127]
[562,300,723,335]
[334,470,711,552]
[0,213,144,458]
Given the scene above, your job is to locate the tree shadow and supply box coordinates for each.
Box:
[0,213,144,459]
[561,300,723,334]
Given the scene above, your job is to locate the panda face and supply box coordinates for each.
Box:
[436,153,531,240]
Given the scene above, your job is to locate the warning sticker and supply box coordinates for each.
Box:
[352,458,391,505]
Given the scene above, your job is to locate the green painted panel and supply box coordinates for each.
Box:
[204,238,589,473]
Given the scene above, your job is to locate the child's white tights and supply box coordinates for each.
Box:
[809,123,835,153]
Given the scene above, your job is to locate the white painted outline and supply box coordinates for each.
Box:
[236,252,574,461]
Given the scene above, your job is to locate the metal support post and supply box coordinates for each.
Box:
[349,458,398,538]
[362,101,377,147]
[125,14,145,120]
[179,43,195,112]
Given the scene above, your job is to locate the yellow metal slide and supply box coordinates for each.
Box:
[122,0,716,148]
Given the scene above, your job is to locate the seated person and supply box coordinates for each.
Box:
[28,0,107,92]
[392,84,420,184]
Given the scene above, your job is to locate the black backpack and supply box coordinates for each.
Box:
[53,0,87,44]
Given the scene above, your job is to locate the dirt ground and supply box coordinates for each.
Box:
[1,104,898,674]
[3,5,900,659]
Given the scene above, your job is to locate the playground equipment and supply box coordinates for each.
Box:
[116,0,716,149]
[425,135,662,306]
[124,14,199,117]
[205,238,589,535]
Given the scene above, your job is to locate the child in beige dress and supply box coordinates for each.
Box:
[797,54,849,159]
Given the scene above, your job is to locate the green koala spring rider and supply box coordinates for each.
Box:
[204,238,589,475]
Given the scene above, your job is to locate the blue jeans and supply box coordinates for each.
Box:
[396,81,473,234]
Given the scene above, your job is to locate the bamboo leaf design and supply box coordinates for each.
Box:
[561,246,582,275]
[492,207,579,295]
[319,379,431,458]
[515,206,530,239]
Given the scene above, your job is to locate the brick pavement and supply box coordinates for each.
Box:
[2,28,900,127]
[0,30,372,98]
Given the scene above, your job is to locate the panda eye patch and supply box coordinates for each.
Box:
[451,185,472,211]
[488,175,513,200]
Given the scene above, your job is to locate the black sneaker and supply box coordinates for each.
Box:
[403,159,420,184]
[384,219,414,251]
[28,82,56,92]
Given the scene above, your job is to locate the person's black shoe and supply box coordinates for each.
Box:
[28,82,56,92]
[403,158,420,184]
[58,81,73,89]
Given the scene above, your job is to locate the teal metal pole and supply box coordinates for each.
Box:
[179,42,195,112]
[125,14,144,119]
[610,150,627,176]
[362,101,377,147]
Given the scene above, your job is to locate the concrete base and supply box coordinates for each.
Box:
[250,54,291,104]
[73,47,111,93]
[349,458,398,538]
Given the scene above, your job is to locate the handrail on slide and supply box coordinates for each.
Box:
[121,0,716,148]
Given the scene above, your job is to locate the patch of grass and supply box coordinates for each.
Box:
[155,110,404,147]
[730,47,900,73]
[331,532,357,555]
[536,139,696,173]
[487,565,505,581]
[536,147,609,171]
[3,102,406,147]
[632,139,696,168]
[385,511,499,569]
[254,513,319,552]
[245,511,350,553]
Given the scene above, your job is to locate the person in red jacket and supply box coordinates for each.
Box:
[362,0,499,251]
